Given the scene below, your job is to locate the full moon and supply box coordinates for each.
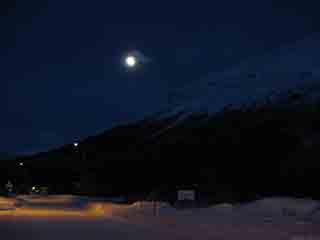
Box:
[125,55,137,68]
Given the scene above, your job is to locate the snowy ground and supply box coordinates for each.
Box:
[0,195,320,240]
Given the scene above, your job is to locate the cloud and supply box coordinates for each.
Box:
[129,50,152,64]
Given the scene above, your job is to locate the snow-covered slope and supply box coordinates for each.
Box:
[168,33,320,115]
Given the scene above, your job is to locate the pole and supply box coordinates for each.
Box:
[153,200,157,216]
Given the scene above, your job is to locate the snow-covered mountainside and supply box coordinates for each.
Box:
[165,33,320,116]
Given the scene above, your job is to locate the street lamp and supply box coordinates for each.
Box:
[73,142,86,162]
[73,142,81,161]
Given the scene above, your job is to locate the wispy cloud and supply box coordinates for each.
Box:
[128,50,152,64]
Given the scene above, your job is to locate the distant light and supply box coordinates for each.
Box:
[125,55,137,68]
[19,162,24,166]
[73,142,79,147]
[32,186,36,191]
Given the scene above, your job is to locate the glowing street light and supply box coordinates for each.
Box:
[19,162,24,166]
[73,142,79,147]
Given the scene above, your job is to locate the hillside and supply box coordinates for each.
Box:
[0,153,14,161]
[2,91,319,201]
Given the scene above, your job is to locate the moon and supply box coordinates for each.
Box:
[125,55,137,68]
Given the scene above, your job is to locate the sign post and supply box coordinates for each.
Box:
[178,190,196,201]
[5,181,13,194]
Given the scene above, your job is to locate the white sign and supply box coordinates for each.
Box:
[178,190,195,201]
[5,181,13,192]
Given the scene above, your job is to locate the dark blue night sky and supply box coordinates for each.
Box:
[1,0,319,154]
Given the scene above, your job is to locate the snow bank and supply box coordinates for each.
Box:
[109,198,320,222]
[16,195,77,204]
[237,197,320,219]
[3,195,320,224]
[209,203,234,212]
[0,197,16,210]
[15,195,89,210]
[109,201,177,218]
[1,195,319,240]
